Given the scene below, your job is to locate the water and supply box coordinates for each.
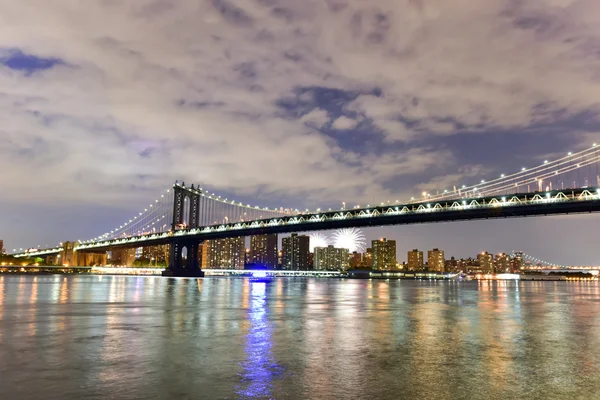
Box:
[1,276,600,399]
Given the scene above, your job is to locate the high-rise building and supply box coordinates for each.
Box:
[427,248,445,272]
[349,252,363,268]
[494,253,510,273]
[361,248,373,268]
[372,238,397,270]
[282,233,310,270]
[407,249,424,271]
[510,252,523,273]
[141,245,169,264]
[477,251,494,273]
[445,257,459,273]
[201,237,245,269]
[314,245,350,270]
[249,234,278,269]
[0,240,4,254]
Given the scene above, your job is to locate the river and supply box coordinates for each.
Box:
[1,275,599,399]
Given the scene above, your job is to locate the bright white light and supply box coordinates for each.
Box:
[544,160,548,164]
[308,232,329,252]
[497,274,520,280]
[522,168,526,171]
[568,152,572,155]
[331,228,367,253]
[501,174,505,178]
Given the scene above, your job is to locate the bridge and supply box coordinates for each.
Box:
[12,144,600,276]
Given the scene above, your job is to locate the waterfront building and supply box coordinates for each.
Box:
[201,237,245,269]
[407,249,424,271]
[361,248,373,268]
[313,245,349,270]
[428,248,445,272]
[282,233,310,270]
[372,238,397,270]
[445,257,459,273]
[349,252,363,268]
[0,240,4,254]
[477,251,494,273]
[249,234,278,268]
[494,253,510,273]
[109,247,136,266]
[141,245,169,264]
[511,252,523,272]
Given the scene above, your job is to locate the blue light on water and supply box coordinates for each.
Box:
[252,271,268,279]
[237,282,283,398]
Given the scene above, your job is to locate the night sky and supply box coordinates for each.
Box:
[1,1,600,264]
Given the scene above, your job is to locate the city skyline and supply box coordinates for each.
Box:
[2,1,600,264]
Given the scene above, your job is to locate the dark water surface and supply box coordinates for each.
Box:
[1,276,600,399]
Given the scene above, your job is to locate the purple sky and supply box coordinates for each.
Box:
[1,1,600,264]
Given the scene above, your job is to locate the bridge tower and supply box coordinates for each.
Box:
[163,182,205,277]
[172,182,202,230]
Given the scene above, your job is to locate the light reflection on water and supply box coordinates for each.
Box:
[0,276,600,399]
[237,282,283,398]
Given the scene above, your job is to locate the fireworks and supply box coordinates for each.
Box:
[308,232,329,252]
[331,228,366,253]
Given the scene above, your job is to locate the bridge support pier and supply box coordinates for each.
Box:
[162,239,204,277]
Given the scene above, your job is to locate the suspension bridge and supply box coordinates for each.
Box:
[12,144,600,276]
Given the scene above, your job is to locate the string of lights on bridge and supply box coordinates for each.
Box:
[511,251,564,268]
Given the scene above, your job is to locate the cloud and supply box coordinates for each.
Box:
[0,0,599,231]
[331,115,358,130]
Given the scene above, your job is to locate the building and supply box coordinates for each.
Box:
[141,245,169,265]
[407,249,424,271]
[372,238,397,270]
[249,234,278,269]
[201,237,245,269]
[445,257,459,273]
[282,233,310,270]
[361,248,373,268]
[494,253,510,273]
[427,248,445,272]
[319,245,350,271]
[0,240,4,254]
[510,252,523,273]
[314,245,349,270]
[349,252,363,268]
[109,247,136,266]
[477,251,494,273]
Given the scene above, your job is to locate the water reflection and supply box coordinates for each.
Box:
[1,277,600,399]
[237,281,282,398]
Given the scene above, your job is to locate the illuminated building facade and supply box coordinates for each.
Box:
[511,252,523,272]
[477,251,494,273]
[249,234,278,268]
[282,233,310,270]
[313,245,349,271]
[201,237,245,269]
[361,248,373,268]
[427,248,445,272]
[141,245,169,264]
[494,253,510,273]
[407,249,424,271]
[372,238,397,270]
[349,252,363,268]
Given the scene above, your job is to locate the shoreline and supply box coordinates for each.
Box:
[0,265,596,281]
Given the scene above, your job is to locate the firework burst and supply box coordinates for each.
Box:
[331,228,366,253]
[308,232,330,252]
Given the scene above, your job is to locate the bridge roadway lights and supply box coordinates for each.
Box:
[161,239,205,278]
